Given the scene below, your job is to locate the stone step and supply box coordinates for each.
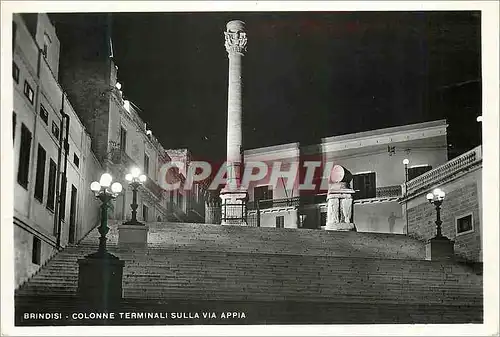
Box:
[16,221,481,322]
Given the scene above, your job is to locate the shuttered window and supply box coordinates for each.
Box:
[34,144,46,202]
[17,123,32,189]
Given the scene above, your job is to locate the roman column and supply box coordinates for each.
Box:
[220,20,248,225]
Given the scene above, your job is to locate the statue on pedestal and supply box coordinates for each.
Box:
[325,165,356,231]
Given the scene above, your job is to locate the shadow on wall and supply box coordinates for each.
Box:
[354,202,405,234]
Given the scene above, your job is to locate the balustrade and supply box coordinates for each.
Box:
[406,146,481,196]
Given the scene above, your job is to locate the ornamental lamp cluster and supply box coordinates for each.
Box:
[125,167,147,185]
[426,188,446,203]
[90,173,123,198]
[426,188,446,239]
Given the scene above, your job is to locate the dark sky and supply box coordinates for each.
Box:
[74,11,484,161]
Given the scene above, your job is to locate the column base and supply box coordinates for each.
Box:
[118,222,148,248]
[425,236,455,261]
[324,222,357,231]
[220,189,248,226]
[77,253,124,308]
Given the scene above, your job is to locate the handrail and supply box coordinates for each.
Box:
[376,185,402,198]
[248,184,402,211]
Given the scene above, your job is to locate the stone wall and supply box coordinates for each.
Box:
[407,166,482,262]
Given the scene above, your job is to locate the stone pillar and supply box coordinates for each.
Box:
[220,20,249,225]
[325,165,357,231]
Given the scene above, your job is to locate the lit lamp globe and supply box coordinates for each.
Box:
[111,182,123,194]
[426,192,434,201]
[433,188,445,200]
[139,174,147,183]
[90,181,101,192]
[131,167,141,179]
[125,173,133,182]
[99,173,113,188]
[403,158,409,165]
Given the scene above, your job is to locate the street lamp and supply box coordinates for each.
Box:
[124,167,147,225]
[78,172,124,305]
[426,188,446,238]
[402,158,409,235]
[89,173,123,257]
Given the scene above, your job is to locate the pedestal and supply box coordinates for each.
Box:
[77,252,124,308]
[220,189,248,226]
[425,236,455,261]
[118,222,149,248]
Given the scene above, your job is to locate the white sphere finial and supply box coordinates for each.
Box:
[99,173,113,188]
[111,182,123,194]
[90,181,101,192]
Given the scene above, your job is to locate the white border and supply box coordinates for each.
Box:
[2,1,499,336]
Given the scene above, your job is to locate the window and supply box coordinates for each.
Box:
[144,153,149,176]
[39,104,49,124]
[12,62,19,83]
[13,111,16,141]
[34,144,46,202]
[17,123,32,189]
[456,213,473,235]
[24,81,34,104]
[169,190,174,204]
[46,159,57,211]
[276,216,284,228]
[254,185,273,208]
[119,126,127,152]
[352,172,376,199]
[51,121,59,139]
[31,236,41,265]
[142,204,149,222]
[43,33,51,58]
[408,165,432,181]
[73,153,79,168]
[68,185,77,244]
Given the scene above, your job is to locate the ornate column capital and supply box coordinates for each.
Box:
[224,20,247,55]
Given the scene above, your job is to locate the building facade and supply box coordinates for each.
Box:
[12,13,102,287]
[244,120,449,233]
[12,13,205,288]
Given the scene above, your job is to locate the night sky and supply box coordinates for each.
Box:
[61,11,483,161]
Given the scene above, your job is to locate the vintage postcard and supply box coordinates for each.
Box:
[1,1,498,336]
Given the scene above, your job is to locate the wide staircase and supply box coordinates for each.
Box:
[15,222,483,325]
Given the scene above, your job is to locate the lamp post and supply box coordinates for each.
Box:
[403,158,409,235]
[424,187,454,261]
[426,188,446,238]
[78,173,125,306]
[89,173,123,257]
[124,167,147,225]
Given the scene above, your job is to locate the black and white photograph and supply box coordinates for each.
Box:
[1,1,499,336]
